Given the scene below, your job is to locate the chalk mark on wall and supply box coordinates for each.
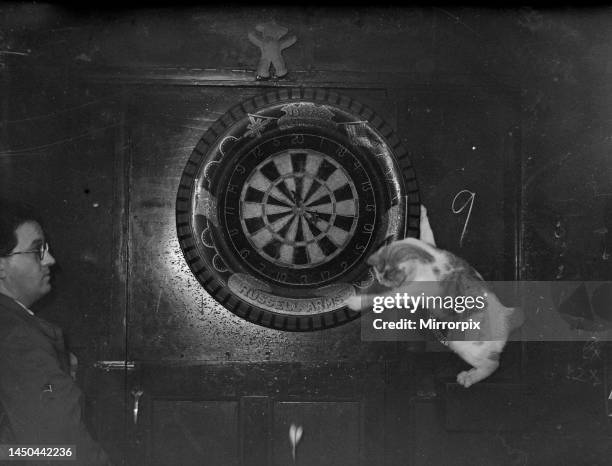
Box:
[451,189,476,248]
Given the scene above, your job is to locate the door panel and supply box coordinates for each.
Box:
[149,400,239,466]
[132,362,385,466]
[272,402,361,466]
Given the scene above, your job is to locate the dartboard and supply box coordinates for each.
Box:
[239,149,360,272]
[177,88,420,331]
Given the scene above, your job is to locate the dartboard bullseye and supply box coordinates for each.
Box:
[176,88,420,331]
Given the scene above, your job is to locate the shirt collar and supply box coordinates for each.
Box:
[0,293,35,316]
[12,298,34,316]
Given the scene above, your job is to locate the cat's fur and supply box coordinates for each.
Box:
[346,206,524,387]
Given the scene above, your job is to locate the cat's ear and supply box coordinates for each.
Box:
[367,248,384,267]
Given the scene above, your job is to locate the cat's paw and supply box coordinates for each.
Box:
[457,369,479,388]
[344,295,362,311]
[419,204,436,246]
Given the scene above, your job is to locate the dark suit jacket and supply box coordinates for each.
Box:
[0,293,111,466]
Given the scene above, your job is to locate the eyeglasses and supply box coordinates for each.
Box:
[4,242,49,261]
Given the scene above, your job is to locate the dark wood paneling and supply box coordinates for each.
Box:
[396,87,520,280]
[412,388,612,466]
[2,68,128,463]
[384,389,414,466]
[149,400,239,466]
[138,362,386,398]
[131,362,386,466]
[445,383,532,431]
[2,73,123,361]
[272,401,361,466]
[411,400,522,466]
[240,396,270,466]
[85,367,130,465]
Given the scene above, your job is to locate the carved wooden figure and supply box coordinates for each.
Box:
[248,21,297,80]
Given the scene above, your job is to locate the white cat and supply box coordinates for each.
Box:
[347,206,524,387]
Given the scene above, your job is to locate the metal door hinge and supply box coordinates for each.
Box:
[94,360,136,371]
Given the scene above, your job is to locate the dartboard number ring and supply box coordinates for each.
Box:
[176,88,420,331]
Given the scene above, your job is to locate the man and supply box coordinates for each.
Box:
[0,201,112,465]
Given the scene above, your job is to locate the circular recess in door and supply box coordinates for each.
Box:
[176,88,420,331]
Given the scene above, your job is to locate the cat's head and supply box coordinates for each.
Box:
[367,238,436,288]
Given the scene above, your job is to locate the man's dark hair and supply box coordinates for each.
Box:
[0,200,40,257]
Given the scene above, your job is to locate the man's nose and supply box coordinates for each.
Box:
[43,250,56,266]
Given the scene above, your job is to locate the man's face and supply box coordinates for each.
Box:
[0,221,56,307]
